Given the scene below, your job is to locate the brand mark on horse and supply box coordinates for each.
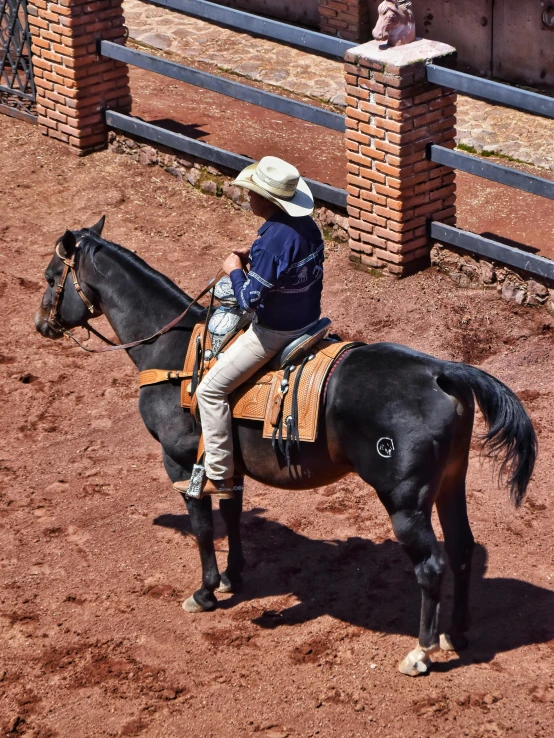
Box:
[377,437,395,458]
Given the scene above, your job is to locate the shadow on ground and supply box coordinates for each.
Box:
[480,232,540,254]
[154,508,554,668]
[147,118,209,139]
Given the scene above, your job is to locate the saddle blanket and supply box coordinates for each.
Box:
[139,323,358,443]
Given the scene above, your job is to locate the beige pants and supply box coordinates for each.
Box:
[196,318,313,480]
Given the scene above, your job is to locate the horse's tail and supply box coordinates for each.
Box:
[440,363,537,507]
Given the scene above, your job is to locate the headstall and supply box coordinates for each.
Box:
[49,240,94,324]
[47,237,224,354]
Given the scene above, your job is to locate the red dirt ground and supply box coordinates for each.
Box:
[0,117,553,738]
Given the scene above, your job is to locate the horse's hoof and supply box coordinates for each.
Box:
[398,644,438,677]
[440,633,456,651]
[398,655,430,677]
[440,632,468,652]
[216,572,241,594]
[182,595,209,613]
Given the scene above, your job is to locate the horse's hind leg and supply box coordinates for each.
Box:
[217,481,245,594]
[181,495,221,612]
[436,477,475,651]
[387,495,446,676]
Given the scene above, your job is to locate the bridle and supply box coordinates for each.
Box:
[47,240,108,345]
[47,239,120,350]
[47,237,224,354]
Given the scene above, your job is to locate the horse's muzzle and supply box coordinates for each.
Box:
[373,28,386,40]
[34,309,63,340]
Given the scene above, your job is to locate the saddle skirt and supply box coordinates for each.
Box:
[139,322,360,444]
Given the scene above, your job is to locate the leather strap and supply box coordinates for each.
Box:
[61,268,225,354]
[197,434,205,462]
[139,369,193,387]
[190,390,199,420]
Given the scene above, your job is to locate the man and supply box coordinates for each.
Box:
[175,156,324,497]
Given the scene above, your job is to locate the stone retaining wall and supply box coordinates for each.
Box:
[431,244,554,313]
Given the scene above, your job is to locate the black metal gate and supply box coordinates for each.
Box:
[0,0,36,122]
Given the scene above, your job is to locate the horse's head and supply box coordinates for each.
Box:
[372,0,416,46]
[35,216,106,339]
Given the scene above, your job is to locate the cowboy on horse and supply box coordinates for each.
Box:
[173,156,325,499]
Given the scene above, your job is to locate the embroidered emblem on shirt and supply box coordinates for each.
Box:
[294,265,309,285]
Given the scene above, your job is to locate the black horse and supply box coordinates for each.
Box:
[35,219,537,676]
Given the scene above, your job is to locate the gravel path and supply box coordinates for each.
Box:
[122,0,554,172]
[122,0,346,106]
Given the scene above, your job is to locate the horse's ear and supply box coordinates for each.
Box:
[58,230,77,258]
[89,215,106,236]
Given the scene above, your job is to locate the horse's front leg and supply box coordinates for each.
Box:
[182,495,221,612]
[162,448,221,612]
[217,481,245,593]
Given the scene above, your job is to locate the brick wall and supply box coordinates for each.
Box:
[28,0,131,154]
[344,38,457,277]
[318,0,371,42]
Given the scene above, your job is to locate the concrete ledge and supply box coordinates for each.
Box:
[345,38,456,70]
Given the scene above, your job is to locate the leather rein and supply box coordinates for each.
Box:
[48,240,224,353]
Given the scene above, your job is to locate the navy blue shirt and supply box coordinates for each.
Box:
[230,211,324,331]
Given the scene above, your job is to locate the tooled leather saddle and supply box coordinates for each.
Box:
[138,277,362,463]
[139,319,359,455]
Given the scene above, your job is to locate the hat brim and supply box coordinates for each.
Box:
[231,163,314,217]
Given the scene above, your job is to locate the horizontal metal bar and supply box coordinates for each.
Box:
[105,111,347,208]
[426,64,554,119]
[100,41,345,132]
[143,0,354,57]
[430,145,554,201]
[431,222,554,281]
[0,83,35,102]
[0,102,37,123]
[307,177,347,209]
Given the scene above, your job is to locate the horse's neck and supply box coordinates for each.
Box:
[84,242,202,370]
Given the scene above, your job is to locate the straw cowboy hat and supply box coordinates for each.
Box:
[232,156,314,217]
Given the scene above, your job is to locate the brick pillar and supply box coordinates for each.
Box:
[319,1,371,42]
[344,38,457,277]
[28,0,131,154]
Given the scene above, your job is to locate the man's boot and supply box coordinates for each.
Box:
[173,476,234,500]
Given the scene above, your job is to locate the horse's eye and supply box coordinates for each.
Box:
[47,277,55,288]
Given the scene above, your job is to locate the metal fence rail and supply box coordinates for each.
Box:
[427,64,554,277]
[430,145,554,201]
[431,223,554,282]
[105,110,347,209]
[144,0,355,58]
[427,64,554,119]
[100,41,345,132]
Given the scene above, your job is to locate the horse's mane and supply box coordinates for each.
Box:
[77,229,192,306]
[384,0,412,8]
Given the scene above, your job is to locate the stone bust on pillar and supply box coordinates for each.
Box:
[372,0,416,47]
